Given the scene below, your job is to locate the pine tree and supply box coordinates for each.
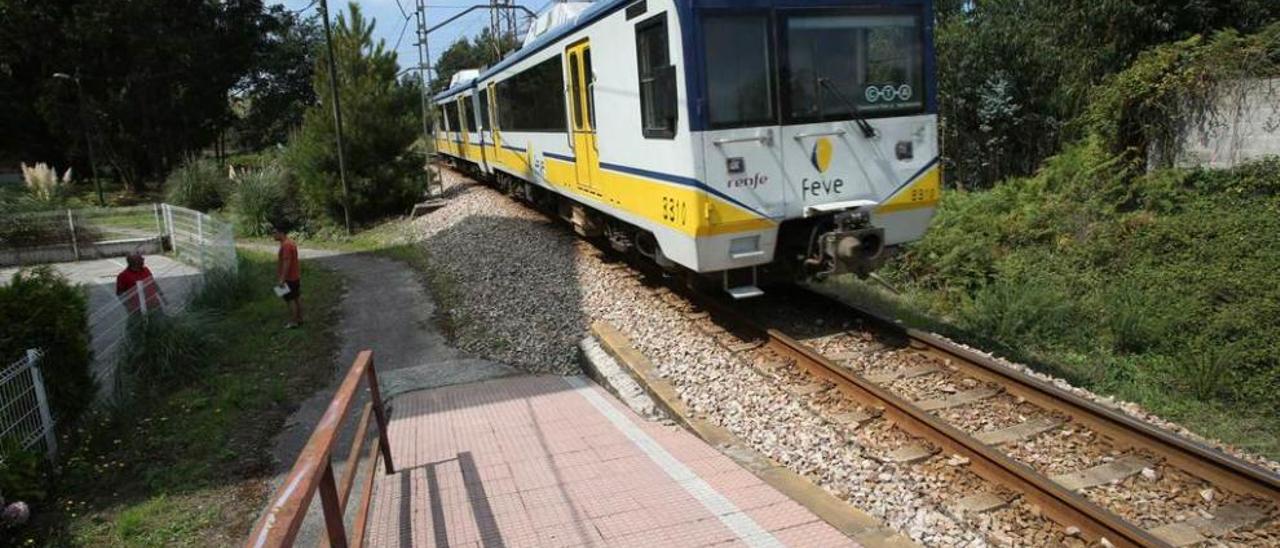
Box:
[284,3,424,225]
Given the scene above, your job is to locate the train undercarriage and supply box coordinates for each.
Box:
[441,157,889,297]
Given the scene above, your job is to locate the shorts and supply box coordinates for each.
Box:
[284,280,301,301]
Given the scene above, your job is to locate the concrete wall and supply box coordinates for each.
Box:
[0,237,164,267]
[1160,78,1280,170]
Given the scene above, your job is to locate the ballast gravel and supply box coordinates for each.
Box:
[403,169,1279,546]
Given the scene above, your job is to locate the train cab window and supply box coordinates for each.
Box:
[479,89,491,131]
[703,14,775,129]
[784,14,924,122]
[461,98,477,132]
[636,13,677,138]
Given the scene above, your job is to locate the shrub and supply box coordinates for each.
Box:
[0,439,48,504]
[1086,22,1280,164]
[20,163,71,204]
[164,157,230,212]
[114,310,220,397]
[229,164,301,236]
[189,255,253,311]
[0,268,94,425]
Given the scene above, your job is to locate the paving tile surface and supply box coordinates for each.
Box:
[365,375,859,547]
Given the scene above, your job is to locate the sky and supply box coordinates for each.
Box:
[276,0,553,80]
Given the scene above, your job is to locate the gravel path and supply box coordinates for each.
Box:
[401,168,1279,546]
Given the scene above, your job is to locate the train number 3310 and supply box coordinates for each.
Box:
[661,196,688,226]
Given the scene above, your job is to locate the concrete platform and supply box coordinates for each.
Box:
[365,375,857,547]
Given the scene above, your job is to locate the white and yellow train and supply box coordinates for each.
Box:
[433,0,939,298]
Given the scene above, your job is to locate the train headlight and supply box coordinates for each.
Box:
[896,140,914,161]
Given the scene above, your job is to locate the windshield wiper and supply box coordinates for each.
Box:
[818,77,877,139]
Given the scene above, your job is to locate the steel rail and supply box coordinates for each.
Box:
[678,288,1161,546]
[827,291,1280,504]
[764,328,1165,548]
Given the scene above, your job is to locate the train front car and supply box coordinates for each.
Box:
[685,0,939,288]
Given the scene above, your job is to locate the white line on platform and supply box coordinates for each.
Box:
[564,376,784,548]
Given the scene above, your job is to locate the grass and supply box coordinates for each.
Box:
[845,144,1280,461]
[26,250,343,546]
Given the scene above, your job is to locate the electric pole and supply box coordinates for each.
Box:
[415,0,446,202]
[489,0,519,57]
[318,0,353,235]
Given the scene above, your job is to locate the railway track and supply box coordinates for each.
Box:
[439,163,1280,546]
[615,265,1280,546]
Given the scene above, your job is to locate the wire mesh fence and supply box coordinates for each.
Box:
[85,205,236,394]
[0,204,237,463]
[0,205,168,266]
[0,350,57,461]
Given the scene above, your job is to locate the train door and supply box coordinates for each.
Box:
[566,40,600,197]
[456,99,470,161]
[475,92,489,171]
[487,82,499,145]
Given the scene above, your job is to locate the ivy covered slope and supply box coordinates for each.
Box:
[880,24,1280,458]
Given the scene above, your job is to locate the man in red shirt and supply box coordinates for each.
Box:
[274,227,303,328]
[115,253,164,314]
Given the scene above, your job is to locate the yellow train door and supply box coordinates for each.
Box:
[566,40,600,197]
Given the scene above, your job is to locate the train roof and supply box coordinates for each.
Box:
[431,0,933,103]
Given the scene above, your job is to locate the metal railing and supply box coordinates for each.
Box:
[0,350,57,461]
[247,350,394,548]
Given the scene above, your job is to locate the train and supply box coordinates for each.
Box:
[432,0,939,298]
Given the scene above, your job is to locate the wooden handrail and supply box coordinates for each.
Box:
[246,350,395,548]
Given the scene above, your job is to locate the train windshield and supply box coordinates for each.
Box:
[784,13,924,122]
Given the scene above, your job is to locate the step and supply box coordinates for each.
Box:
[726,285,765,300]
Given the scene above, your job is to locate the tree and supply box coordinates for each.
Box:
[936,0,1280,188]
[0,0,283,191]
[431,28,521,93]
[284,3,424,225]
[233,7,322,151]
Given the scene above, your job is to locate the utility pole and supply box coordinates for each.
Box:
[318,0,353,235]
[52,72,104,207]
[415,0,446,202]
[489,0,518,57]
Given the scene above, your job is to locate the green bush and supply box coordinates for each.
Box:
[1086,22,1280,163]
[164,158,230,212]
[229,165,301,236]
[0,268,94,425]
[0,438,48,504]
[935,2,1280,188]
[114,310,221,397]
[189,255,253,311]
[283,4,424,225]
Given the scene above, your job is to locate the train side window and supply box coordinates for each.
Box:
[443,103,460,133]
[479,89,491,131]
[495,55,568,132]
[461,98,477,132]
[703,14,776,129]
[569,53,585,130]
[635,13,676,139]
